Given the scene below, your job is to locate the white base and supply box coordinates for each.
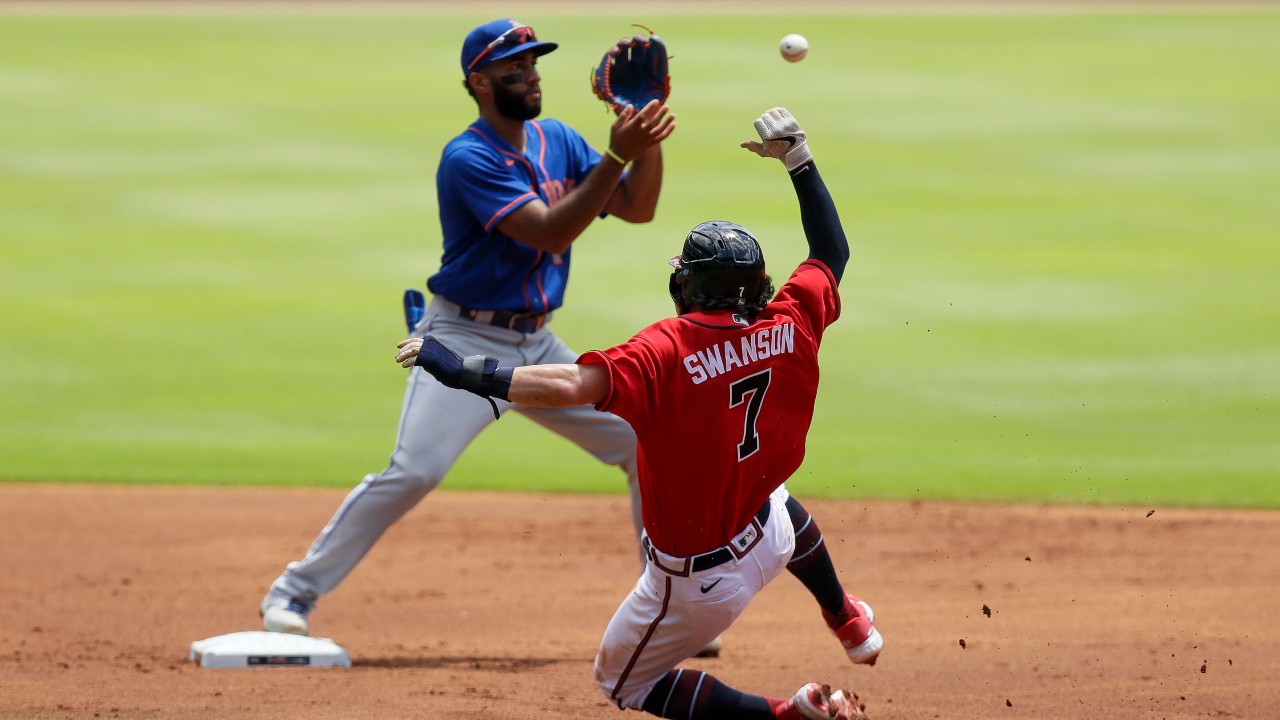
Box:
[189,631,351,669]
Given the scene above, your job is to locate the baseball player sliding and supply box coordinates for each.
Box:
[398,108,881,720]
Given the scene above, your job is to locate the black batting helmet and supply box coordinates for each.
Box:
[668,221,774,318]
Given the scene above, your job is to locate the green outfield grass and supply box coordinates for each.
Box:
[2,6,1277,507]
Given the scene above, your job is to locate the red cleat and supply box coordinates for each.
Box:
[779,682,866,720]
[823,594,883,665]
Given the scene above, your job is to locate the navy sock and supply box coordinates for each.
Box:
[641,669,774,720]
[785,496,847,617]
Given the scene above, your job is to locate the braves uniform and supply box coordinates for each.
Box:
[583,260,840,709]
[401,107,876,719]
[261,116,643,613]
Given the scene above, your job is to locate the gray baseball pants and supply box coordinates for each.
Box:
[265,296,642,609]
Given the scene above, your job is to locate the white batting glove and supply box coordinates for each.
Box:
[740,107,812,172]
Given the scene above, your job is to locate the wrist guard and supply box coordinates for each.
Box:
[416,336,513,419]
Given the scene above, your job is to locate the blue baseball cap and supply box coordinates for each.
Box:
[461,19,558,76]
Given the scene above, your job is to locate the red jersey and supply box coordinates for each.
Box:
[578,260,841,556]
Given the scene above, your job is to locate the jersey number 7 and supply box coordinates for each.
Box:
[729,369,772,462]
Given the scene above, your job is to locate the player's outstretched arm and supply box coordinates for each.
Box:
[395,336,608,410]
[497,101,675,254]
[790,162,850,284]
[509,363,608,407]
[741,107,850,283]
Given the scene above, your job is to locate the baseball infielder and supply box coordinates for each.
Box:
[398,108,880,720]
[259,18,674,638]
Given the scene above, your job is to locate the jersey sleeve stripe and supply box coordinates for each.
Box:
[483,192,538,232]
[530,120,548,167]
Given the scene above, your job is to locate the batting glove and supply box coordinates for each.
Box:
[740,107,812,172]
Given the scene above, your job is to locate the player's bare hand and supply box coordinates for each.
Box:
[609,99,675,162]
[396,337,424,368]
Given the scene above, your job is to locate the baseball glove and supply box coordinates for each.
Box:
[591,26,670,113]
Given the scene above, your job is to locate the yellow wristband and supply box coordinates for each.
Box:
[605,147,628,166]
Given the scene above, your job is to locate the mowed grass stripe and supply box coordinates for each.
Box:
[1,10,1276,506]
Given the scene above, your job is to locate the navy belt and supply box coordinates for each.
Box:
[458,306,547,333]
[644,500,772,575]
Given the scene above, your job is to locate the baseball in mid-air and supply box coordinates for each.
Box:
[780,34,808,63]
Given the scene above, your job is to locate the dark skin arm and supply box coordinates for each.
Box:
[603,142,663,223]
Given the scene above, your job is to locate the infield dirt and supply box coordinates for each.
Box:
[2,484,1276,719]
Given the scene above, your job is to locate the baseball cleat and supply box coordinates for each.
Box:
[786,682,866,720]
[824,594,883,665]
[261,596,311,636]
[828,688,867,719]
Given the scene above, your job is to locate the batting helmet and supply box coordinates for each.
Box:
[668,221,774,318]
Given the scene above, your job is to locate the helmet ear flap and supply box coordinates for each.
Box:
[669,270,688,314]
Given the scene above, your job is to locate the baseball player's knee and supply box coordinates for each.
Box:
[594,651,654,711]
[587,441,638,472]
[593,666,620,708]
[400,467,446,493]
[588,416,640,471]
[370,464,447,495]
[594,675,652,712]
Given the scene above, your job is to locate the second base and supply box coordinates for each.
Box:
[189,631,351,669]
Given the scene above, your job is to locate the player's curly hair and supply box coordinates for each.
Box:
[684,274,776,320]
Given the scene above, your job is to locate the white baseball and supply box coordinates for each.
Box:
[780,34,808,63]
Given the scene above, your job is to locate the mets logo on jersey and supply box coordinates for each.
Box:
[682,320,796,385]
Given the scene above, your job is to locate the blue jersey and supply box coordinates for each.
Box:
[428,117,602,313]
